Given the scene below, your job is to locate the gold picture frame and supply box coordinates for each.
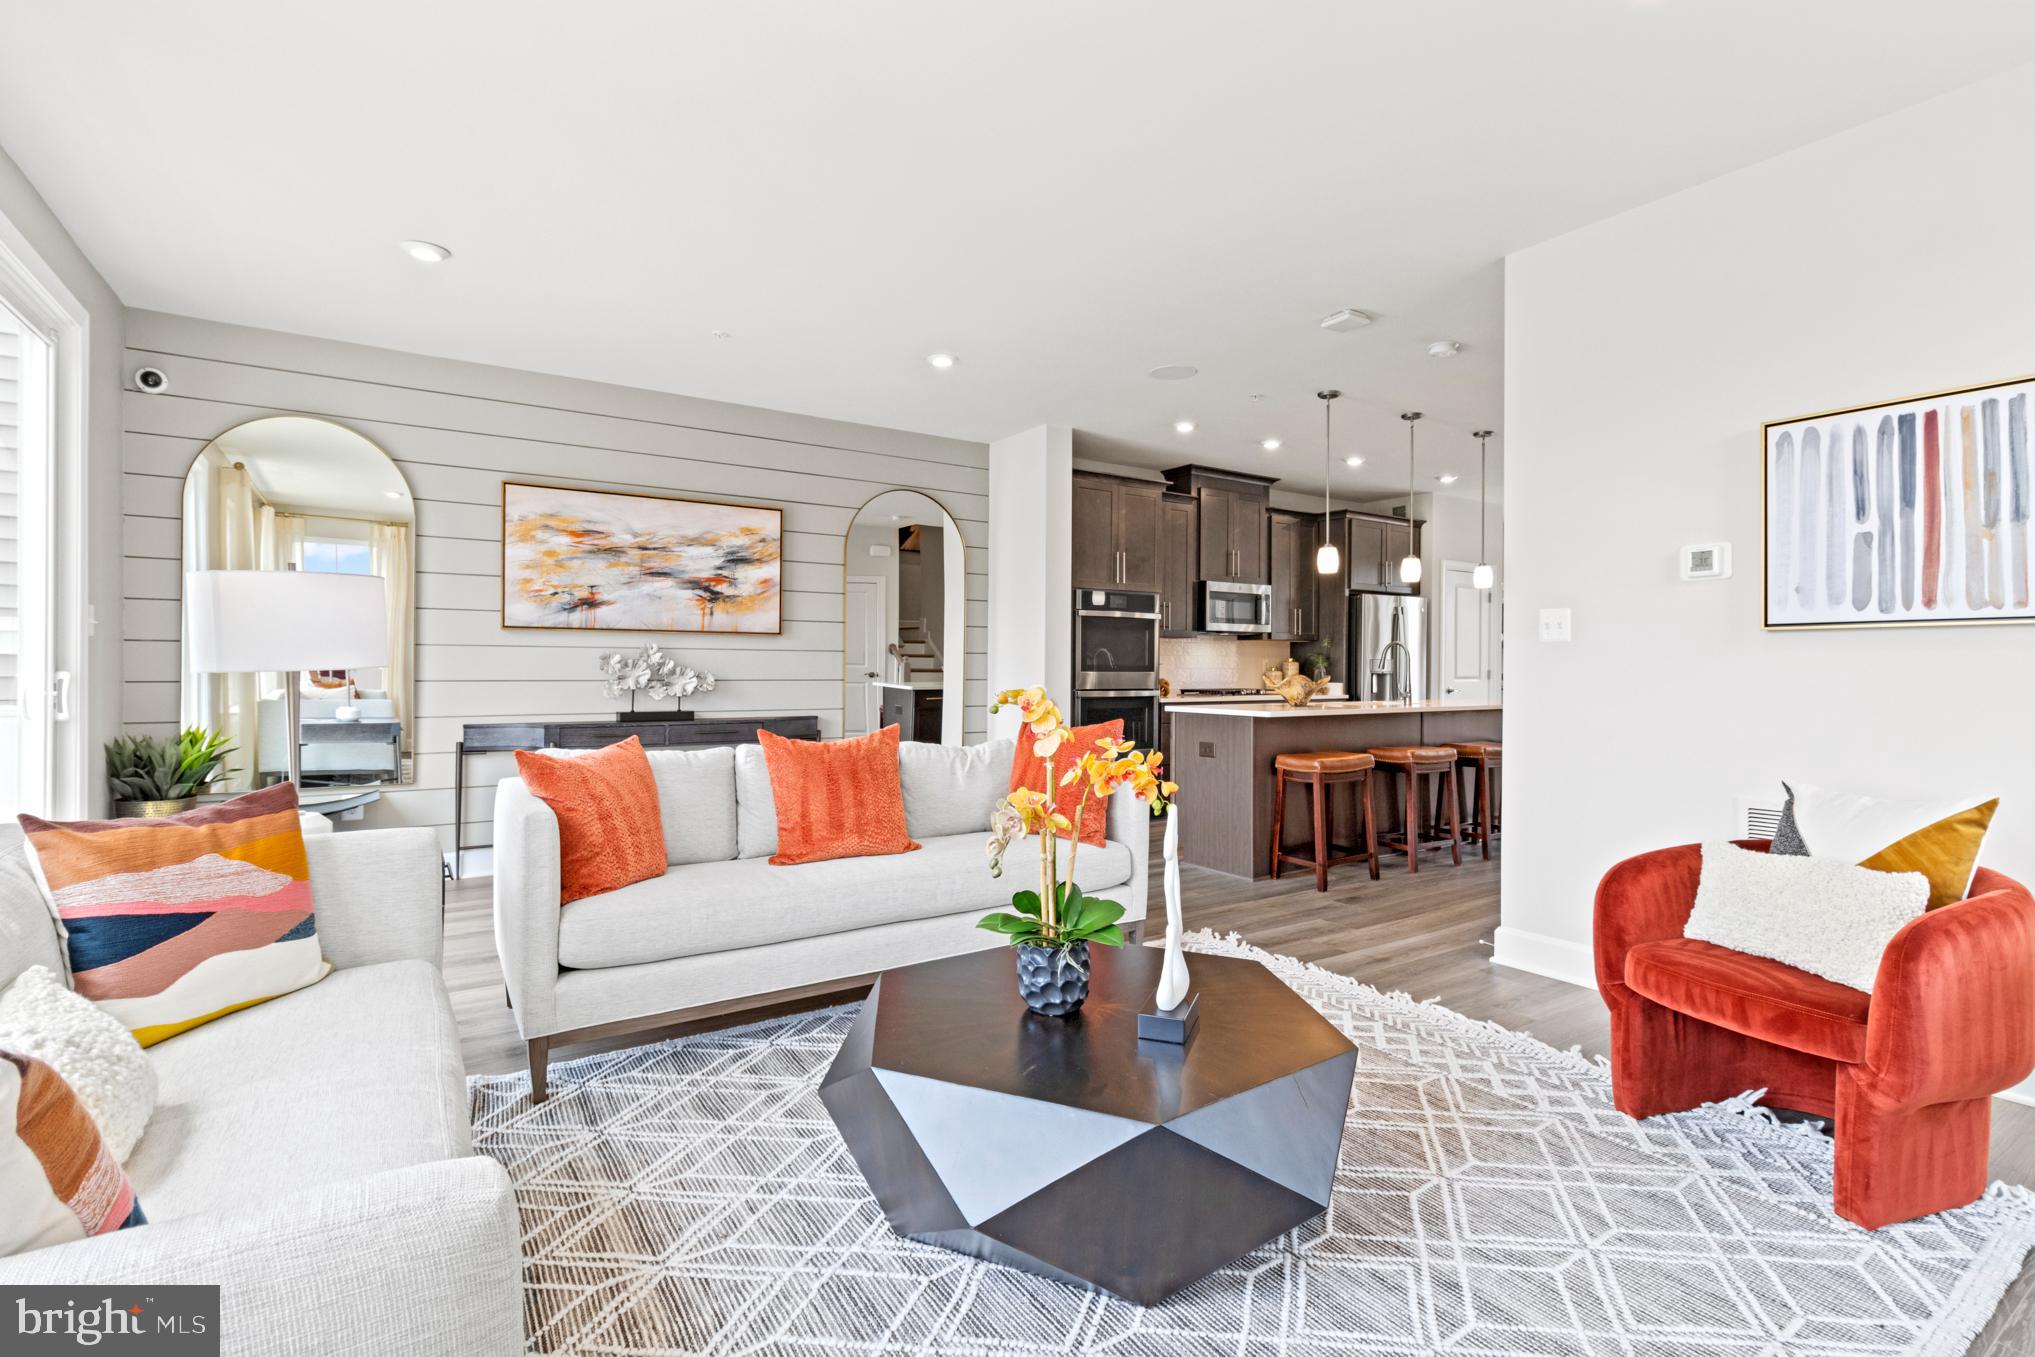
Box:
[1762,374,2035,631]
[500,481,785,635]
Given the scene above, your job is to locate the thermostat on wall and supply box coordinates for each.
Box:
[1680,543,1732,580]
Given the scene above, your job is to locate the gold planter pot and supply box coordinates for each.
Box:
[114,798,197,819]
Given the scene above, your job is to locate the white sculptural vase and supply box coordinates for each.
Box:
[1153,804,1190,1011]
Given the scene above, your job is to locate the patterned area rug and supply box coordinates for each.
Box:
[469,933,2035,1355]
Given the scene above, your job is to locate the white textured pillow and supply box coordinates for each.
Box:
[0,965,156,1160]
[1685,842,1927,993]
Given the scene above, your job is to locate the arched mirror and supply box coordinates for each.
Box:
[180,417,416,789]
[843,490,966,745]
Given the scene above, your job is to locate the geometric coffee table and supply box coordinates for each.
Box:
[820,944,1357,1305]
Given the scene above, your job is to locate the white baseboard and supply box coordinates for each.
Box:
[1490,926,1598,991]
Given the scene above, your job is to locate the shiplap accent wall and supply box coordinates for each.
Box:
[120,311,990,852]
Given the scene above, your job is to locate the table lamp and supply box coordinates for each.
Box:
[184,569,389,786]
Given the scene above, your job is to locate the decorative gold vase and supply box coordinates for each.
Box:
[114,798,197,819]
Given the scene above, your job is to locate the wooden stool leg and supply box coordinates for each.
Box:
[1403,766,1419,873]
[1491,763,1501,840]
[1270,768,1287,880]
[1477,759,1492,860]
[1361,769,1380,880]
[1445,767,1463,866]
[1309,773,1330,892]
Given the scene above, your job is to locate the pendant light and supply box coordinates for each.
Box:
[1315,390,1342,575]
[1472,429,1495,590]
[1398,412,1424,585]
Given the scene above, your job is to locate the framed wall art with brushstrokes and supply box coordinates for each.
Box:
[501,482,783,634]
[1764,375,2035,630]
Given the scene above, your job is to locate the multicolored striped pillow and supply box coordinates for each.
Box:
[19,782,330,1047]
[0,1049,146,1256]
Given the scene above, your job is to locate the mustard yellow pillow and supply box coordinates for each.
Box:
[1860,799,1999,910]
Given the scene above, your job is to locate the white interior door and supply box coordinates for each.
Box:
[0,295,53,817]
[843,576,886,736]
[1439,560,1494,704]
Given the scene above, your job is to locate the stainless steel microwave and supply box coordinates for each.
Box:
[1197,579,1272,634]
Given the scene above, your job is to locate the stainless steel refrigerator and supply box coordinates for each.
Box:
[1349,592,1425,702]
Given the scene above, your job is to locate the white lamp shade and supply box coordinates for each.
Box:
[185,570,389,672]
[1472,562,1495,590]
[1399,554,1423,585]
[1315,542,1341,575]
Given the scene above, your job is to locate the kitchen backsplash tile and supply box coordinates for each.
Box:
[1160,637,1296,691]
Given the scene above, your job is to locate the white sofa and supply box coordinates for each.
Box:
[494,737,1151,1099]
[0,826,522,1357]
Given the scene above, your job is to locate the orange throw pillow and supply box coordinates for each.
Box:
[1010,719,1124,848]
[513,737,666,904]
[759,725,919,866]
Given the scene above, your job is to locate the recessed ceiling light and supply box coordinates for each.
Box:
[399,240,451,263]
[1320,308,1374,332]
[383,490,404,499]
[1174,420,1196,435]
[926,353,957,370]
[1427,339,1462,359]
[1345,455,1364,467]
[1436,473,1460,484]
[1148,364,1198,381]
[1260,438,1281,452]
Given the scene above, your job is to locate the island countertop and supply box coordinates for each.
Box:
[1167,701,1500,878]
[1166,699,1502,719]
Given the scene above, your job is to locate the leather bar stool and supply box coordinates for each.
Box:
[1270,751,1379,892]
[1367,746,1462,871]
[1446,740,1502,860]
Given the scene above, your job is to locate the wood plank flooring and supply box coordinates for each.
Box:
[441,830,2035,1352]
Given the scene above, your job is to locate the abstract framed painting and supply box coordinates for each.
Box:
[501,482,783,634]
[1763,375,2035,630]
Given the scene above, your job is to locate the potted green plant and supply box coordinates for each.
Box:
[106,728,237,818]
[978,687,1177,1017]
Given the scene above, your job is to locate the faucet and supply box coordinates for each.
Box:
[1377,640,1413,703]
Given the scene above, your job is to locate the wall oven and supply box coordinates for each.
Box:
[1073,588,1159,690]
[1197,579,1272,634]
[1072,588,1159,750]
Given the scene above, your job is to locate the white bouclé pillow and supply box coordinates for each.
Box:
[1685,842,1928,993]
[0,965,157,1161]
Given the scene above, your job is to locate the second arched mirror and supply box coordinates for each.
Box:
[843,490,966,744]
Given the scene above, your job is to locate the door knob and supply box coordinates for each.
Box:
[864,671,878,679]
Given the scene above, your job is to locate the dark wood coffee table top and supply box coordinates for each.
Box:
[856,943,1355,1124]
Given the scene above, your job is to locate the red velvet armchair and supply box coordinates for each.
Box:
[1594,842,2035,1228]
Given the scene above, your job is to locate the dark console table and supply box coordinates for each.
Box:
[452,715,821,877]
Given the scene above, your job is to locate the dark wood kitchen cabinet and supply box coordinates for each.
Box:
[1071,473,1163,591]
[1268,510,1320,641]
[1159,493,1198,635]
[1344,513,1421,594]
[1164,465,1275,585]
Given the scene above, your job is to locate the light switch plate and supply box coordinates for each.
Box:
[1539,608,1572,642]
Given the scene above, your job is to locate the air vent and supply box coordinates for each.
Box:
[1736,794,1782,841]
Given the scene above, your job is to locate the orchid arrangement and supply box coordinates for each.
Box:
[599,644,717,705]
[977,686,1179,951]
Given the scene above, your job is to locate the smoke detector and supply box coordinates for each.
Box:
[1427,339,1463,358]
[1319,308,1373,333]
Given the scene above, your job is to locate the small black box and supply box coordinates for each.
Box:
[1137,991,1200,1045]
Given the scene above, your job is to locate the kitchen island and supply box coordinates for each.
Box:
[1166,700,1501,878]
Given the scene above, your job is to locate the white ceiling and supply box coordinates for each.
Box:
[5,2,2034,500]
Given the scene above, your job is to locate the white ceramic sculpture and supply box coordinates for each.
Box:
[1154,804,1190,1011]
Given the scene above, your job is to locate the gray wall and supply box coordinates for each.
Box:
[119,310,989,851]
